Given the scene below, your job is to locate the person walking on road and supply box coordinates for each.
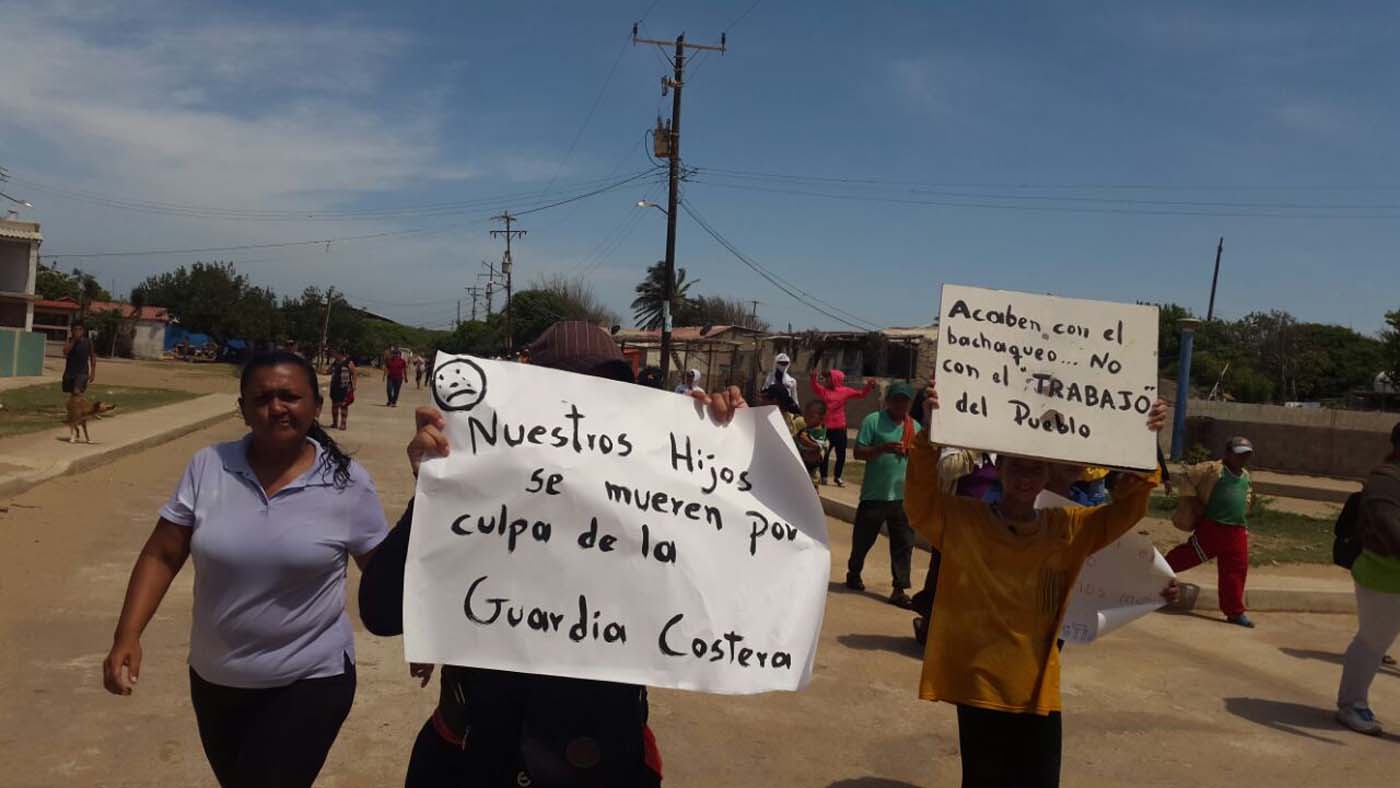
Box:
[845,381,920,608]
[1336,421,1400,736]
[674,368,705,396]
[762,352,799,406]
[62,322,97,395]
[412,352,426,389]
[810,368,877,487]
[1164,436,1257,628]
[102,351,389,788]
[328,348,356,430]
[358,322,745,787]
[385,348,408,407]
[904,380,1167,788]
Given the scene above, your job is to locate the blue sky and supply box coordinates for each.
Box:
[2,0,1398,333]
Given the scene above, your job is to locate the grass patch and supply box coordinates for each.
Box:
[0,383,196,437]
[1149,494,1335,565]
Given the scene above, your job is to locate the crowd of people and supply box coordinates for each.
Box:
[97,325,1400,787]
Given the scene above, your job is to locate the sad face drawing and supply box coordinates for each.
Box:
[432,358,488,412]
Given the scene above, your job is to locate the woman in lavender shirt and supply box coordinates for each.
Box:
[102,351,389,787]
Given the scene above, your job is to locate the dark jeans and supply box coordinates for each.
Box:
[911,549,942,618]
[822,427,849,481]
[189,659,356,788]
[957,705,1062,788]
[387,377,405,405]
[847,499,916,589]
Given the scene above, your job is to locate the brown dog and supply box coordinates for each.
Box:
[65,395,116,443]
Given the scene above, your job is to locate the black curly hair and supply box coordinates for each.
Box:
[239,351,353,489]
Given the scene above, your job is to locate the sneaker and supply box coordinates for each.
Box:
[1336,704,1383,736]
[912,616,928,645]
[834,478,846,488]
[889,590,914,610]
[819,477,828,486]
[1227,614,1256,628]
[1383,654,1397,667]
[844,573,865,591]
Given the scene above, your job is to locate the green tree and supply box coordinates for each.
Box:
[1382,310,1400,393]
[688,295,770,331]
[439,318,504,357]
[133,261,284,341]
[631,261,697,330]
[532,273,620,328]
[35,265,111,302]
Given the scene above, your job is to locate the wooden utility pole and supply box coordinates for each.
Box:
[318,286,335,368]
[466,286,482,322]
[1206,236,1224,321]
[634,25,726,382]
[486,208,526,352]
[479,261,500,318]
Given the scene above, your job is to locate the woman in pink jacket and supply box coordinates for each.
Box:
[810,369,878,487]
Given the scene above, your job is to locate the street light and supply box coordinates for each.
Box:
[0,192,32,209]
[637,199,668,217]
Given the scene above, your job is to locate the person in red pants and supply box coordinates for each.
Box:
[1165,436,1256,627]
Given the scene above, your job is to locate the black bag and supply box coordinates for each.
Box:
[1333,491,1364,569]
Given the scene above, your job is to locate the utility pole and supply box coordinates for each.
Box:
[466,286,482,322]
[490,212,526,352]
[748,300,762,327]
[1206,236,1224,321]
[455,300,461,330]
[479,261,500,318]
[634,25,726,382]
[318,286,335,368]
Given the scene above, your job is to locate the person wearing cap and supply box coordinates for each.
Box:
[763,353,799,406]
[904,380,1167,787]
[358,321,746,787]
[1164,436,1257,627]
[1335,421,1400,735]
[846,381,921,608]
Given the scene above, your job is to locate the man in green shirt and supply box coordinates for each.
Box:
[1165,436,1256,627]
[845,382,921,608]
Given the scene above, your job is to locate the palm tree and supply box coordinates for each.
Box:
[631,261,697,330]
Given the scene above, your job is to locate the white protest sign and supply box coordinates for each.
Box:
[403,354,831,694]
[1059,532,1175,644]
[931,284,1160,470]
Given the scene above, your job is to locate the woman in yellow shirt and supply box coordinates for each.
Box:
[905,382,1166,787]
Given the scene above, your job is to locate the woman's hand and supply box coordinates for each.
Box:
[690,385,748,425]
[408,407,449,477]
[1147,398,1168,432]
[103,636,141,695]
[410,662,435,688]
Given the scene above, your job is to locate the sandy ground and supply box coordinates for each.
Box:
[1,378,1398,787]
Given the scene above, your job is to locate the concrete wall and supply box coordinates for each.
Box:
[0,240,30,293]
[1175,399,1397,479]
[130,321,167,360]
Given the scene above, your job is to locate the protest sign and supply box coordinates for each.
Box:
[930,284,1160,469]
[403,354,831,695]
[1060,532,1175,644]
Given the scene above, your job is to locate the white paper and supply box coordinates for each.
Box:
[930,284,1160,470]
[403,354,831,694]
[1059,532,1175,644]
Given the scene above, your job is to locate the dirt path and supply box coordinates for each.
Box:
[1,380,1397,787]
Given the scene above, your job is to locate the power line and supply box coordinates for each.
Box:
[538,31,634,200]
[679,198,880,331]
[689,178,1400,221]
[724,0,765,31]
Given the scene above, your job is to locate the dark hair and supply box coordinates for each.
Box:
[239,350,353,489]
[806,399,828,414]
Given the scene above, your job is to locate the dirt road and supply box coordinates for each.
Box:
[1,375,1396,787]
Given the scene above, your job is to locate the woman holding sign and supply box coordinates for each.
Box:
[904,380,1166,787]
[101,351,389,787]
[359,321,747,788]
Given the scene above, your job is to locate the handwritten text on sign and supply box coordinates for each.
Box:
[403,354,831,694]
[1060,532,1175,644]
[930,285,1160,469]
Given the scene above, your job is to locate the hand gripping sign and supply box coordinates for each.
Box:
[404,354,831,694]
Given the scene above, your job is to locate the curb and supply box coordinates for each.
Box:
[0,407,235,500]
[819,493,1356,615]
[1251,480,1353,504]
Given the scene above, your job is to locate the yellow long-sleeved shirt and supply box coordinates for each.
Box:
[903,437,1160,715]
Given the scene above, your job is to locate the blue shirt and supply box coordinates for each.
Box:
[160,436,389,688]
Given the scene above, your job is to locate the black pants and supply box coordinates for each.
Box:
[189,662,356,788]
[956,705,1062,788]
[847,499,916,589]
[911,549,942,618]
[387,378,404,405]
[822,428,849,481]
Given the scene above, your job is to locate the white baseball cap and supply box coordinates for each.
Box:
[775,353,791,365]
